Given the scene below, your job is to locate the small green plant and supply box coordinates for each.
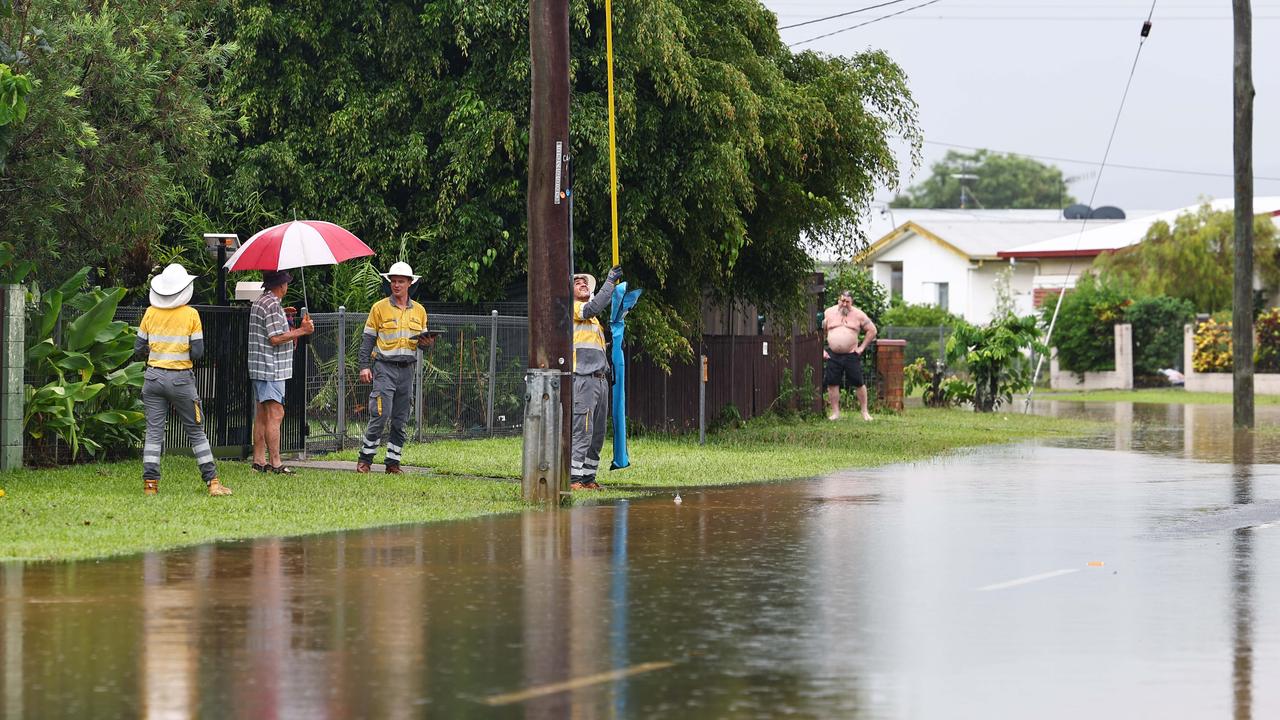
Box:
[947,313,1045,412]
[771,365,819,419]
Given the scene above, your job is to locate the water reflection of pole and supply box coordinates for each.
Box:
[3,564,23,720]
[610,501,630,717]
[1230,430,1254,720]
[522,510,570,719]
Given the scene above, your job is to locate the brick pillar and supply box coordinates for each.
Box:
[876,339,906,412]
[1,285,23,470]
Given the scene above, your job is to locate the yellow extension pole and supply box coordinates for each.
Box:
[605,0,620,266]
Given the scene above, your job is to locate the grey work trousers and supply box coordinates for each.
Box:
[141,367,217,483]
[359,360,416,467]
[571,374,610,483]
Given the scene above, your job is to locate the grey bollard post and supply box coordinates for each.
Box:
[486,308,496,430]
[521,369,566,503]
[487,310,498,434]
[337,306,346,450]
[1,285,24,470]
[699,354,708,446]
[415,344,424,443]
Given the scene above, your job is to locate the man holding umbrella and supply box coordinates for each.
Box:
[356,262,435,474]
[248,270,314,473]
[223,219,377,469]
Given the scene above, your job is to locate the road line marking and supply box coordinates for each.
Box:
[978,568,1080,592]
[479,661,675,706]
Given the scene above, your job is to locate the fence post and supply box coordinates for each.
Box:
[415,345,424,443]
[337,306,346,451]
[1,285,24,470]
[487,309,498,434]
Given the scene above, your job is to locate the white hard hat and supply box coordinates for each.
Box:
[149,263,198,309]
[380,261,420,285]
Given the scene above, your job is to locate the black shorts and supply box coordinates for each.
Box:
[824,351,864,388]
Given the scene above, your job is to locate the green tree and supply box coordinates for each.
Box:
[0,0,234,292]
[1041,273,1129,375]
[891,149,1073,209]
[206,0,919,363]
[1093,203,1280,313]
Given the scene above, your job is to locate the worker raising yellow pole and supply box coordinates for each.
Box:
[605,0,620,265]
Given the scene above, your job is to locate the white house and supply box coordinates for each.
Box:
[998,197,1280,305]
[855,209,1139,322]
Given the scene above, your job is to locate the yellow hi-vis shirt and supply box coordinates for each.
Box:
[363,297,428,363]
[138,306,203,370]
[572,300,607,374]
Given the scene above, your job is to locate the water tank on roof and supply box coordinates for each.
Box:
[1090,206,1126,220]
[1063,204,1092,220]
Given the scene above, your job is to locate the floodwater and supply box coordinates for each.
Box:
[3,402,1280,719]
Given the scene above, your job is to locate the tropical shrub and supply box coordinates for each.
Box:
[946,313,1045,412]
[24,268,144,463]
[1042,273,1129,375]
[1192,318,1231,373]
[882,298,963,327]
[1255,308,1280,373]
[1124,295,1195,376]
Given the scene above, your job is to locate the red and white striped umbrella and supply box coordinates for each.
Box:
[223,220,374,271]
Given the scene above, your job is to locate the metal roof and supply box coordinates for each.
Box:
[997,197,1280,259]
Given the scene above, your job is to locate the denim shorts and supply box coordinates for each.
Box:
[253,379,287,404]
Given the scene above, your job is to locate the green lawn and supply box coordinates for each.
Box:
[1034,388,1280,405]
[0,408,1099,562]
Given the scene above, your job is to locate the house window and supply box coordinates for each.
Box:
[890,262,903,300]
[936,282,949,310]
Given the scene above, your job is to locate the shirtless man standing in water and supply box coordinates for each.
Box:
[822,290,877,421]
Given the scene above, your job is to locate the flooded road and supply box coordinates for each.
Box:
[4,402,1280,718]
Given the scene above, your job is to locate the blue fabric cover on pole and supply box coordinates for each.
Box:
[610,282,641,470]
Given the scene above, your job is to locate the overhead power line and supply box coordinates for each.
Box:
[777,0,924,30]
[788,0,946,46]
[1027,0,1159,409]
[923,140,1280,182]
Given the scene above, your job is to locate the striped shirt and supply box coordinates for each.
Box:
[248,292,293,381]
[137,306,204,369]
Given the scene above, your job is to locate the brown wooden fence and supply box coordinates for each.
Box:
[624,333,824,432]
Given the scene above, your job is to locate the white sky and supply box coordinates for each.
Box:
[762,0,1280,212]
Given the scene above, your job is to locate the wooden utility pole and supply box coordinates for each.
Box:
[1232,0,1255,429]
[522,0,572,502]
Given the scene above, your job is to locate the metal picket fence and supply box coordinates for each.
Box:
[880,325,954,370]
[303,309,529,453]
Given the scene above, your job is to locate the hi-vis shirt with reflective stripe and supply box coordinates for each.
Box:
[361,297,428,366]
[572,300,608,374]
[138,306,203,370]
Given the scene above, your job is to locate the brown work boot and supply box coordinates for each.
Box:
[570,481,586,491]
[143,478,158,496]
[583,481,602,491]
[355,461,372,474]
[207,478,233,496]
[385,464,404,475]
